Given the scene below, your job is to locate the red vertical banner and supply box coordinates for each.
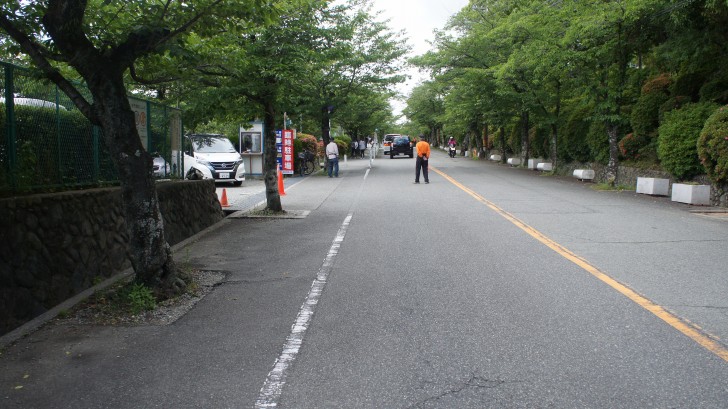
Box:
[282,130,294,175]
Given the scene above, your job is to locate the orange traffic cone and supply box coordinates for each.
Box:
[278,169,286,196]
[220,188,230,207]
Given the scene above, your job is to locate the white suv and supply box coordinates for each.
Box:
[183,134,246,186]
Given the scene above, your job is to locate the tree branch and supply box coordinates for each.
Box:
[0,11,96,122]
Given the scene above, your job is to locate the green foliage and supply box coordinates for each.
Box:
[127,283,157,315]
[659,96,691,119]
[293,133,320,170]
[16,140,38,189]
[586,121,610,164]
[658,102,719,180]
[699,70,728,104]
[297,133,318,152]
[560,103,593,163]
[333,138,349,156]
[631,76,671,138]
[669,72,705,101]
[0,102,99,189]
[697,105,728,185]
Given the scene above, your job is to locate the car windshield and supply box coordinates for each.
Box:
[190,136,236,153]
[384,134,400,141]
[394,137,409,145]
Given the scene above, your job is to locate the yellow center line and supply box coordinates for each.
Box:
[432,166,728,363]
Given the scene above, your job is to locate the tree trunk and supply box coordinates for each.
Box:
[499,127,507,164]
[482,124,489,158]
[606,123,620,186]
[89,75,183,296]
[550,123,558,170]
[264,97,283,212]
[473,126,484,159]
[321,106,331,145]
[520,110,529,164]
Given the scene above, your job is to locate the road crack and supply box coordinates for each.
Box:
[406,374,521,408]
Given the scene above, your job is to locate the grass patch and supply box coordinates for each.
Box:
[77,280,157,320]
[591,182,633,191]
[248,208,287,216]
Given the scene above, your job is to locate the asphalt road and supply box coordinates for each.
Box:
[2,150,727,408]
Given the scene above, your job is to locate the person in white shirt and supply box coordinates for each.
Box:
[358,139,366,158]
[325,140,339,177]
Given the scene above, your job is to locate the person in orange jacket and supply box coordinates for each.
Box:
[415,135,430,184]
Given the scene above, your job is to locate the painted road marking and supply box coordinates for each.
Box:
[432,166,728,363]
[255,214,354,408]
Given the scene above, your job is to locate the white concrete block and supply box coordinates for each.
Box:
[573,169,595,180]
[671,183,711,205]
[528,158,543,170]
[489,154,501,161]
[507,158,521,166]
[537,162,553,171]
[636,177,669,196]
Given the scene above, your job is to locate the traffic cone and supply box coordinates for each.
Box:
[278,169,286,196]
[220,188,230,207]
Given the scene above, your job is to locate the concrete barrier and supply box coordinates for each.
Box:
[507,158,521,166]
[671,183,710,205]
[489,154,502,161]
[537,162,553,171]
[528,158,543,170]
[573,169,595,181]
[636,177,669,196]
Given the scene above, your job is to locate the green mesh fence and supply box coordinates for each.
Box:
[1,61,182,196]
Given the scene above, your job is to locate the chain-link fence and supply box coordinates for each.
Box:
[0,61,183,196]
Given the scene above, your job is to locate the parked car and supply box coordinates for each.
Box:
[183,134,246,186]
[382,134,400,155]
[389,136,414,158]
[152,153,170,178]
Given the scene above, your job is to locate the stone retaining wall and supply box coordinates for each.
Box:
[0,180,223,336]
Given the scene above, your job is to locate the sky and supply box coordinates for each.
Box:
[368,0,470,120]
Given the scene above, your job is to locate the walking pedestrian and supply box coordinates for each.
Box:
[358,139,366,158]
[326,139,339,178]
[414,135,430,184]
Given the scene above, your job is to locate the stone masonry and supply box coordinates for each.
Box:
[0,180,223,335]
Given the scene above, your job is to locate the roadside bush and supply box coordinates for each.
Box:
[294,133,319,170]
[659,95,691,119]
[631,76,671,138]
[619,133,649,160]
[657,102,719,180]
[697,105,728,186]
[585,120,609,164]
[700,71,728,104]
[333,138,349,155]
[297,133,318,153]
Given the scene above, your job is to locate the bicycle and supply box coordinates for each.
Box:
[298,150,316,176]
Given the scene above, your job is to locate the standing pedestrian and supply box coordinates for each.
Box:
[351,140,357,158]
[358,139,367,158]
[415,135,430,184]
[326,139,339,178]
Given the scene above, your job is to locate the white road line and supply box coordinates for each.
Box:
[254,213,353,408]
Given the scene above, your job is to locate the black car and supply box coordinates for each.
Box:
[390,136,413,158]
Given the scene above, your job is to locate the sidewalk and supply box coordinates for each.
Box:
[0,158,373,409]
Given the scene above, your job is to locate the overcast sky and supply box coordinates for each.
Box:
[369,0,470,119]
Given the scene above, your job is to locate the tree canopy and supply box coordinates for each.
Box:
[406,0,728,189]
